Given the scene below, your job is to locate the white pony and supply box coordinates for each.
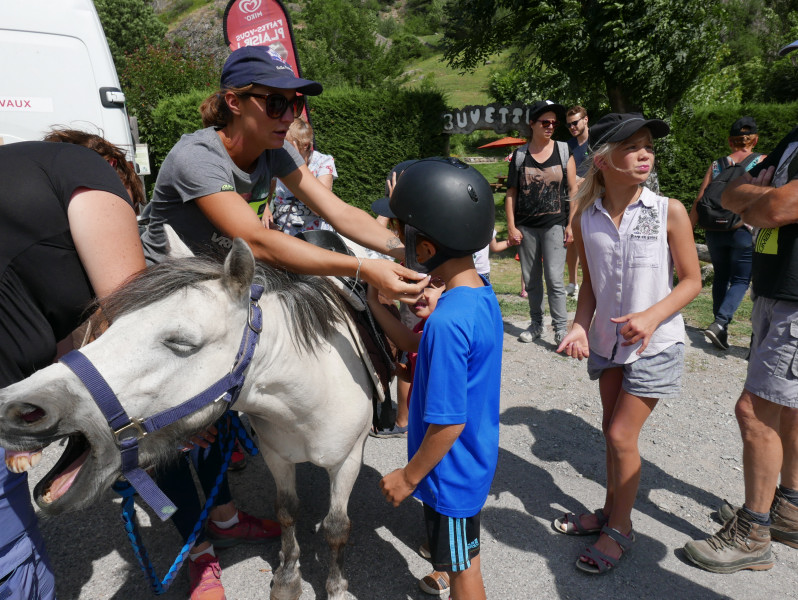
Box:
[0,237,374,600]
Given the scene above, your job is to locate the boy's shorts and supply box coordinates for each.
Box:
[423,503,481,572]
[586,342,684,398]
[744,296,798,408]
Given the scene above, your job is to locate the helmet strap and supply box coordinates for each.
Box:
[404,225,456,274]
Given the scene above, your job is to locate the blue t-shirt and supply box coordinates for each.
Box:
[408,281,503,517]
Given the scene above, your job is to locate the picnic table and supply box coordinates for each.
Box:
[491,174,507,193]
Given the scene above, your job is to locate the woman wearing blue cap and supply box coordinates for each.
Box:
[141,45,427,298]
[141,45,430,599]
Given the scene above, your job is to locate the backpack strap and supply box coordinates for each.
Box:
[739,152,762,170]
[556,140,569,180]
[514,145,528,172]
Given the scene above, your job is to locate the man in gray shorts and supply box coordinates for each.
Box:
[683,39,798,573]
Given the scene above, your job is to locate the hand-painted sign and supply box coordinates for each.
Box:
[442,101,533,137]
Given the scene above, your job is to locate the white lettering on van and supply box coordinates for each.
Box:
[0,97,53,113]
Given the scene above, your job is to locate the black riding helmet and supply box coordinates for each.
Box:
[389,157,495,272]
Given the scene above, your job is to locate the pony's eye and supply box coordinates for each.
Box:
[162,338,198,355]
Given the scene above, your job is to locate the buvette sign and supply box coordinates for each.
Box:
[442,101,533,137]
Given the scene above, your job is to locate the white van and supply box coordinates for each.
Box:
[0,0,143,169]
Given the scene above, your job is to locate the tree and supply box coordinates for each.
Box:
[295,0,404,88]
[442,0,725,115]
[93,0,167,67]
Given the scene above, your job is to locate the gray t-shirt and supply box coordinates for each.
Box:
[141,126,303,261]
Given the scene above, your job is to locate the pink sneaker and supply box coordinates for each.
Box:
[189,554,226,600]
[206,511,281,548]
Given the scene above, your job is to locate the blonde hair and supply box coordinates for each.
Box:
[287,117,313,153]
[729,133,758,151]
[199,84,255,128]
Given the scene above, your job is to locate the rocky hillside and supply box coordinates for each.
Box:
[157,0,231,68]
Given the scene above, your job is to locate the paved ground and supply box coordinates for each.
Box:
[32,316,798,599]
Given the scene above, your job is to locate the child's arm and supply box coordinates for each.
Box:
[366,285,422,353]
[611,199,702,353]
[556,218,595,359]
[564,155,578,244]
[380,423,465,507]
[489,236,518,253]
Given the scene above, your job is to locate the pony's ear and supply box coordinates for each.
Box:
[223,238,256,299]
[164,225,194,259]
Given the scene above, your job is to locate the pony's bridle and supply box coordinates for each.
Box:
[59,284,264,521]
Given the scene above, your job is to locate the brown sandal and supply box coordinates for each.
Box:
[418,570,450,595]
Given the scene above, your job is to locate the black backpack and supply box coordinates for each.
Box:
[696,153,761,231]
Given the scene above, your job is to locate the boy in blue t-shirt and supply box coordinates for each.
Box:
[379,158,503,599]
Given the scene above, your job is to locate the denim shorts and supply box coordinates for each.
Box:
[744,296,798,408]
[587,343,685,398]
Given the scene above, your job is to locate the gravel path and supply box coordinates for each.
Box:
[32,305,798,599]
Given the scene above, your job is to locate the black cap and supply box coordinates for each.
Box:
[588,113,669,151]
[779,40,798,56]
[730,116,757,136]
[370,159,418,218]
[221,46,322,95]
[528,100,566,123]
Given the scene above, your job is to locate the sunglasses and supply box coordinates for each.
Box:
[567,119,584,129]
[537,119,559,128]
[243,92,305,119]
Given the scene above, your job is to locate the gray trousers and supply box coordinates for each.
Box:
[518,224,568,331]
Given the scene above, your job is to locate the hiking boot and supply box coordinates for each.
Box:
[683,508,774,573]
[519,323,542,343]
[554,329,567,346]
[206,510,281,549]
[717,488,798,547]
[771,488,798,548]
[189,554,226,600]
[704,321,729,350]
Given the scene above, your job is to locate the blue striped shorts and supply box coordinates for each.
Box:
[423,503,481,572]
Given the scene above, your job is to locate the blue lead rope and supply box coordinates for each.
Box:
[113,411,259,595]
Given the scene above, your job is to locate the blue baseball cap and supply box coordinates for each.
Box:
[221,46,322,95]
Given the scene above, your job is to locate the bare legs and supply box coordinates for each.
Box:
[582,367,657,563]
[736,390,798,512]
[449,554,486,600]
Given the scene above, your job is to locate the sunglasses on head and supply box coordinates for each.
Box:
[537,119,559,128]
[242,92,305,119]
[567,118,584,128]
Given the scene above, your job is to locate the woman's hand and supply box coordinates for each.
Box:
[556,324,590,359]
[360,258,429,302]
[611,310,660,354]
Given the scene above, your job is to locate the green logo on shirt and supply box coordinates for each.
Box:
[220,184,235,192]
[755,228,778,255]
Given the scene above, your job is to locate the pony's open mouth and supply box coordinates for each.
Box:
[32,434,91,505]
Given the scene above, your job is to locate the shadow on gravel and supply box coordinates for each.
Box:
[501,406,723,540]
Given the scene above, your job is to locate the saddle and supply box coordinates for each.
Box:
[295,230,396,431]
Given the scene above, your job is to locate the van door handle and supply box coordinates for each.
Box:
[100,87,126,108]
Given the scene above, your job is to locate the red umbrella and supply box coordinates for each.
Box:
[477,136,527,149]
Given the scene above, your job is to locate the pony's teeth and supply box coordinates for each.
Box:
[4,449,43,473]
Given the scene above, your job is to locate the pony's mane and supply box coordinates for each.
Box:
[95,256,349,352]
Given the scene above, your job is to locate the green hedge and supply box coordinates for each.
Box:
[308,85,448,212]
[657,102,798,211]
[149,88,208,171]
[149,85,448,211]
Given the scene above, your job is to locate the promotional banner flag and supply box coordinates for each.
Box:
[223,0,304,81]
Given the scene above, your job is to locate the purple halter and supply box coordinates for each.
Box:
[59,284,264,521]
